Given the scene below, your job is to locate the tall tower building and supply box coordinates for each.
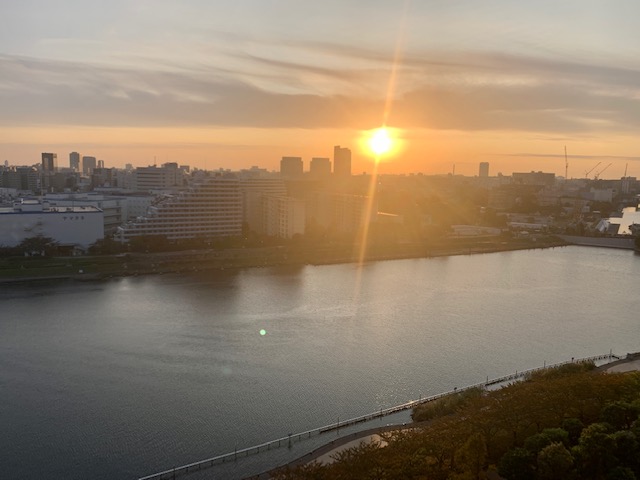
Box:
[310,157,331,178]
[69,152,80,171]
[41,152,58,172]
[333,146,351,177]
[41,153,58,193]
[479,162,489,178]
[82,156,97,175]
[280,156,303,178]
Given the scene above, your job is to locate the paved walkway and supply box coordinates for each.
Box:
[605,357,640,373]
[247,423,421,479]
[313,434,388,465]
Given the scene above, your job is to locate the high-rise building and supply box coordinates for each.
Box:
[41,153,58,192]
[260,195,305,238]
[97,160,105,169]
[280,156,303,178]
[0,166,39,192]
[115,174,242,242]
[69,152,80,171]
[238,176,287,224]
[41,153,58,172]
[479,162,489,178]
[310,157,331,178]
[308,192,372,234]
[134,163,184,191]
[333,146,351,177]
[82,156,97,175]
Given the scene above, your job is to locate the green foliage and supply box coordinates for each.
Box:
[412,387,483,422]
[573,423,617,479]
[601,401,640,430]
[453,433,487,479]
[17,235,59,256]
[611,430,639,471]
[561,418,585,445]
[524,429,569,456]
[498,447,535,480]
[529,360,596,381]
[88,237,124,255]
[537,442,575,480]
[280,367,640,480]
[607,466,637,480]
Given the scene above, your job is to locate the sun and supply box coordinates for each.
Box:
[369,127,393,156]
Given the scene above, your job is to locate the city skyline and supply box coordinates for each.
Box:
[2,2,640,177]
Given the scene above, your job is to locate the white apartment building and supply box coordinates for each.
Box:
[0,199,103,248]
[258,195,306,238]
[238,176,287,224]
[308,192,372,234]
[134,164,185,191]
[115,175,242,242]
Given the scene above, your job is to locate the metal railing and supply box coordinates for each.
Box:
[137,352,620,480]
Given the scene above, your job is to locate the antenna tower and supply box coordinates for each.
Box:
[564,146,568,179]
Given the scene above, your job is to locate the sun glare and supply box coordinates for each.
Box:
[369,128,393,156]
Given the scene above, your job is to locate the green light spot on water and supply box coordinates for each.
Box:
[259,329,267,336]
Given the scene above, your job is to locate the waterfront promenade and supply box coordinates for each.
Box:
[137,353,622,480]
[246,352,640,479]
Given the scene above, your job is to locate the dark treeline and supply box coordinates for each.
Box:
[274,362,640,479]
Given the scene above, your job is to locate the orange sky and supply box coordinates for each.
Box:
[2,2,640,179]
[1,125,638,179]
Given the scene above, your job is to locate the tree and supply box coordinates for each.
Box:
[601,401,640,431]
[498,447,535,480]
[606,466,637,480]
[17,235,59,256]
[525,428,570,455]
[610,430,639,472]
[88,237,124,255]
[537,442,575,480]
[454,433,487,480]
[573,423,616,479]
[561,418,585,445]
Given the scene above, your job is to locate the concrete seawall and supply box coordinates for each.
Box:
[559,235,635,250]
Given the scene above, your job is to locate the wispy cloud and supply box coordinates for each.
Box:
[2,45,640,135]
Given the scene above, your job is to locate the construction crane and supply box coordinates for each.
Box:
[593,162,612,180]
[585,162,601,178]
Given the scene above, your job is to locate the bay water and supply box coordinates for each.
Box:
[1,246,639,479]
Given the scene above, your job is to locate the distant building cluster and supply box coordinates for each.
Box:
[2,151,640,252]
[279,146,351,178]
[0,145,366,250]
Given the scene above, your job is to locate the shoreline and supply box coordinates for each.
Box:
[250,352,640,479]
[0,236,569,284]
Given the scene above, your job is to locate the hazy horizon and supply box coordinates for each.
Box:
[2,1,640,178]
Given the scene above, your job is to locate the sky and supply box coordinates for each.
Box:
[2,0,640,178]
